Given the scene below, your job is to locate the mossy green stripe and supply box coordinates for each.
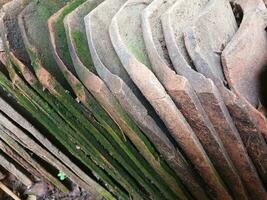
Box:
[0,65,126,199]
[52,1,174,199]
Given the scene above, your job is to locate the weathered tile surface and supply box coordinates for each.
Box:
[0,2,108,195]
[84,0,177,164]
[141,0,243,199]
[18,2,136,198]
[184,0,267,197]
[109,0,231,199]
[67,4,199,200]
[222,2,267,107]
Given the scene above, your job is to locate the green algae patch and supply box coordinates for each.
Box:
[53,0,87,71]
[71,31,95,71]
[18,0,71,90]
[0,66,119,199]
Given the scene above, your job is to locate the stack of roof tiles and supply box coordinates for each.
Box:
[0,0,266,199]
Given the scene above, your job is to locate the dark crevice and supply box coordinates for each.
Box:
[259,66,267,111]
[230,2,244,27]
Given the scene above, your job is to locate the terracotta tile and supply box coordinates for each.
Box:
[142,0,244,198]
[184,0,267,197]
[109,0,225,199]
